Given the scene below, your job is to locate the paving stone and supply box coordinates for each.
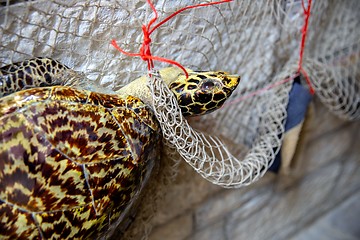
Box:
[294,121,357,174]
[224,157,360,240]
[189,221,226,240]
[291,191,360,240]
[194,175,274,230]
[149,212,193,240]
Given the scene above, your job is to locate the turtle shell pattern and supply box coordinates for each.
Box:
[0,86,161,239]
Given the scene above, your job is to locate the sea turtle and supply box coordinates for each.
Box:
[0,57,240,239]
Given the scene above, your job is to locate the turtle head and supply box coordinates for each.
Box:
[116,67,240,116]
[168,70,240,116]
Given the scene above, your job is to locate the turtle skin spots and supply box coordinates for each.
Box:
[0,58,71,97]
[169,71,240,116]
[0,86,161,239]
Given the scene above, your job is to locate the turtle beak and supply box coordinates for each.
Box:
[224,74,241,91]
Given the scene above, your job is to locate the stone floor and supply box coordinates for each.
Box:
[292,191,360,240]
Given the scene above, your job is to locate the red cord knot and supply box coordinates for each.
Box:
[142,25,151,46]
[111,0,232,79]
[139,25,152,62]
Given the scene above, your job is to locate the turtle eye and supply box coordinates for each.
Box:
[201,80,215,91]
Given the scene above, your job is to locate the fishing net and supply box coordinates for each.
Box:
[1,0,359,238]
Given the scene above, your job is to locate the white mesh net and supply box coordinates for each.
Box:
[1,0,359,238]
[148,69,291,187]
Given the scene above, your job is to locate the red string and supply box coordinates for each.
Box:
[298,0,315,94]
[224,0,314,106]
[223,74,299,107]
[111,0,232,78]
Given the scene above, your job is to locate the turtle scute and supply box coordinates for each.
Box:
[0,86,161,239]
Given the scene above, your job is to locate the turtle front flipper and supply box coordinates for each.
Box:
[0,57,83,97]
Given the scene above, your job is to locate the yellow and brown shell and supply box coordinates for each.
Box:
[0,86,161,239]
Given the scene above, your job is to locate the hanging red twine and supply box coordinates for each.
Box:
[111,0,232,78]
[298,0,315,94]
